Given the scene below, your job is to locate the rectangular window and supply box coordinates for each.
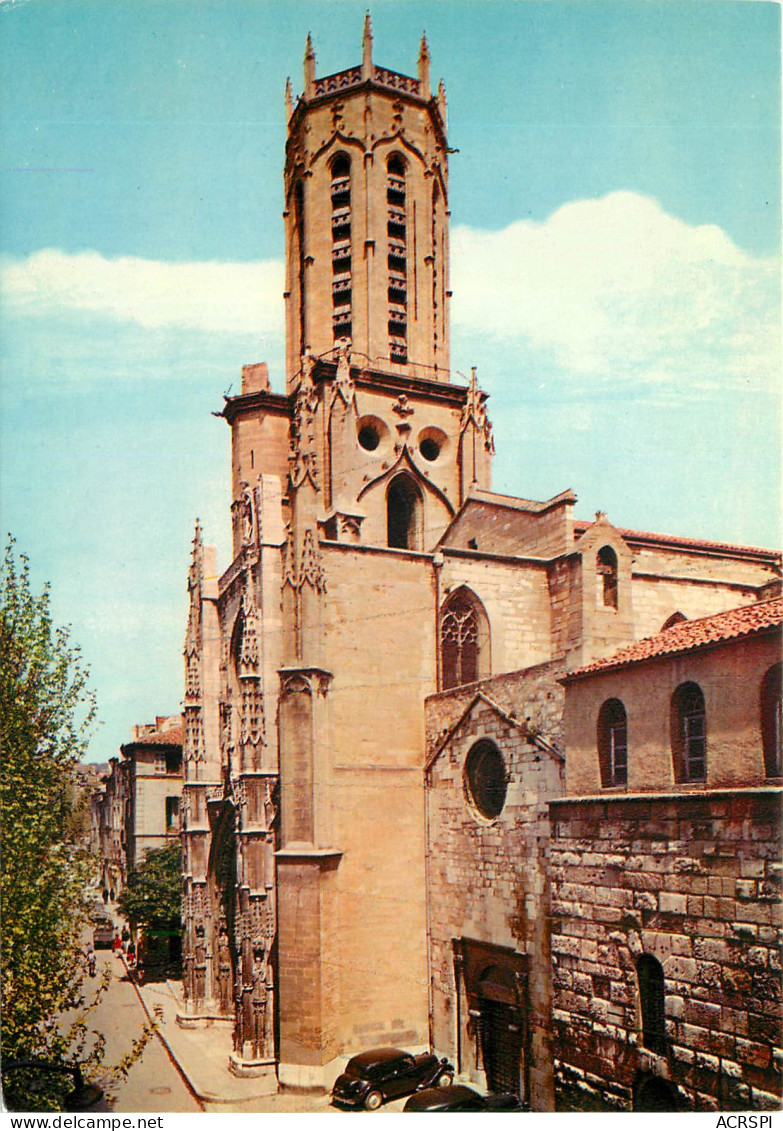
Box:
[165,796,180,831]
[609,722,627,786]
[154,755,166,774]
[684,713,706,780]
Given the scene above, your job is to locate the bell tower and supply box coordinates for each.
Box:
[283,16,451,388]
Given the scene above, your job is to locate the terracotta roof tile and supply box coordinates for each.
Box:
[127,726,183,747]
[572,521,780,560]
[565,598,783,681]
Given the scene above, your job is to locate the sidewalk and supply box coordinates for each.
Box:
[123,959,333,1112]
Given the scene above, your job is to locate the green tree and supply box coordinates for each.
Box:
[117,843,182,933]
[1,540,158,1110]
[117,843,182,978]
[0,539,101,1106]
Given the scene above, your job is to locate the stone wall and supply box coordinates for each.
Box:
[425,679,566,1110]
[549,790,782,1112]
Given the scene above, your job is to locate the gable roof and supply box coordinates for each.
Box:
[426,690,563,773]
[564,597,783,682]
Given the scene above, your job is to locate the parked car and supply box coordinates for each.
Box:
[331,1047,454,1110]
[92,921,114,949]
[3,1059,103,1112]
[403,1084,524,1112]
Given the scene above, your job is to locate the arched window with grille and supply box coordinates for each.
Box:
[671,681,706,782]
[596,545,618,609]
[330,153,352,342]
[386,154,407,363]
[761,663,782,778]
[637,954,666,1054]
[440,587,489,690]
[597,698,628,787]
[386,474,422,550]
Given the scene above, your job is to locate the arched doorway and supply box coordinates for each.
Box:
[206,799,238,1016]
[454,938,528,1102]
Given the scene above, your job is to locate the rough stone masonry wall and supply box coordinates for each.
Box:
[549,791,782,1112]
[426,687,565,1110]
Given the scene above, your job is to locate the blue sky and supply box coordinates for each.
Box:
[1,0,780,761]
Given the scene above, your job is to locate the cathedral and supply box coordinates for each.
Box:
[179,19,781,1109]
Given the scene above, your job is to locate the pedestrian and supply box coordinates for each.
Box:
[121,926,130,953]
[86,942,96,977]
[127,940,136,966]
[113,933,122,953]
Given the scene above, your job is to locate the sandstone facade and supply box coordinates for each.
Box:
[179,18,782,1105]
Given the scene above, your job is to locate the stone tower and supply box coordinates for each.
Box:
[284,16,451,386]
[180,18,494,1092]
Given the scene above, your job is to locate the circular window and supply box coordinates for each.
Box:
[464,740,507,820]
[358,425,380,451]
[357,415,388,454]
[417,426,447,463]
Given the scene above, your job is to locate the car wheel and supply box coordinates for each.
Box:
[364,1090,383,1111]
[436,1072,453,1087]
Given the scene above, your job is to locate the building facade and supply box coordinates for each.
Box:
[93,715,183,899]
[550,600,782,1111]
[180,19,782,1103]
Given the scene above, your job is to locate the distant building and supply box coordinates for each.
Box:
[121,715,184,873]
[92,715,183,899]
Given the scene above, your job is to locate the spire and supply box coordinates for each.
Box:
[362,10,373,80]
[304,33,316,98]
[285,76,293,120]
[437,77,447,125]
[417,32,430,98]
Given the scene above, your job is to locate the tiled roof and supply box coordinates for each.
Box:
[572,520,780,560]
[127,726,183,747]
[565,598,783,681]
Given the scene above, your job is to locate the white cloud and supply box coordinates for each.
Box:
[451,191,780,392]
[1,249,285,336]
[3,193,778,394]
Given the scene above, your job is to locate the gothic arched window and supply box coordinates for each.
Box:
[596,545,618,609]
[671,681,706,783]
[331,153,352,341]
[661,612,687,631]
[440,588,489,690]
[761,663,782,778]
[597,698,628,787]
[637,954,667,1054]
[386,474,422,550]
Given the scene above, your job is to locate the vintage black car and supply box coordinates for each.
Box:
[331,1047,454,1110]
[403,1084,524,1112]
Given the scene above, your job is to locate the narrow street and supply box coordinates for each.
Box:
[84,948,202,1114]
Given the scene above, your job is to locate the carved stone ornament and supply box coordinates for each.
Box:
[392,393,415,417]
[240,679,266,750]
[282,524,297,591]
[233,482,257,549]
[299,527,327,593]
[459,367,495,454]
[239,590,261,673]
[331,338,356,411]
